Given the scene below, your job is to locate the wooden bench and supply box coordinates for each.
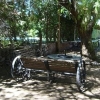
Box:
[11,55,86,92]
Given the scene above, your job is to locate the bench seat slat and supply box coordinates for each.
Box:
[21,57,47,70]
[48,60,76,73]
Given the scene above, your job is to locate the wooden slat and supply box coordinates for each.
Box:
[48,60,76,73]
[21,57,46,70]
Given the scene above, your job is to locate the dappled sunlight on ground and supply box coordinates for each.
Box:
[0,64,100,100]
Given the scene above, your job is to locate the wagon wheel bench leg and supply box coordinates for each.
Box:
[11,55,31,81]
[76,60,86,92]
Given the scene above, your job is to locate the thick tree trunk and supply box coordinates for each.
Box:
[81,35,97,60]
[77,22,97,60]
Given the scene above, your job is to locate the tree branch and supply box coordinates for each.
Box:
[58,0,78,21]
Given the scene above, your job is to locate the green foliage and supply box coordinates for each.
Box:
[3,0,99,47]
[0,0,67,44]
[58,0,100,60]
[76,0,100,26]
[29,0,59,41]
[60,7,71,19]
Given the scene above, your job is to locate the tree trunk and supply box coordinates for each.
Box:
[57,11,61,53]
[45,12,49,43]
[39,29,42,50]
[77,21,97,60]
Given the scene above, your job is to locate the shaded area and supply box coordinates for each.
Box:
[0,64,100,100]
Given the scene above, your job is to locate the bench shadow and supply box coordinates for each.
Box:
[0,65,100,100]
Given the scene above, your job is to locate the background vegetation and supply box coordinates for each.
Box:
[0,0,100,60]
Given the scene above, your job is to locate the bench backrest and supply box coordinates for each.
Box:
[47,60,77,73]
[21,57,77,73]
[21,57,47,70]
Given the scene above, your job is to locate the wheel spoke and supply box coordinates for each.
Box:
[11,56,24,81]
[76,60,86,92]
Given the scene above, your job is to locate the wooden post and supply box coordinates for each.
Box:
[57,5,61,53]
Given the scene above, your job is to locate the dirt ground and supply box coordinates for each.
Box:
[0,50,100,100]
[0,63,100,100]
